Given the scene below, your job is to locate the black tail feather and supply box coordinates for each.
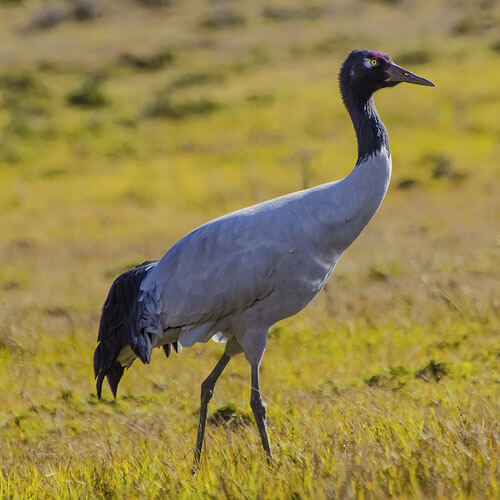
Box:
[162,341,182,359]
[96,371,105,400]
[107,363,125,398]
[94,260,158,399]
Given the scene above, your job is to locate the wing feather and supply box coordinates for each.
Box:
[138,207,290,335]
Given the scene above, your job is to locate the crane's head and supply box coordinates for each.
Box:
[339,49,435,100]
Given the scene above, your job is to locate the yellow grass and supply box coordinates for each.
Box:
[0,0,499,497]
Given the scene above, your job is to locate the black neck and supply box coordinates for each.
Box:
[341,88,390,165]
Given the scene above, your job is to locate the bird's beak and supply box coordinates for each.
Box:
[385,63,435,87]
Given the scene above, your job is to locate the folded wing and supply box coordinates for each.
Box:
[137,207,294,339]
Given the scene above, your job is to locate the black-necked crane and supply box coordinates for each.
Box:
[94,49,434,466]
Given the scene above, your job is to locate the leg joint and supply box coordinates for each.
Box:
[201,379,215,404]
[250,392,266,415]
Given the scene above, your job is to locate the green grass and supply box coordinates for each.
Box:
[1,0,499,497]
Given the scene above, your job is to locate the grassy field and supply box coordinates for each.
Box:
[1,0,499,497]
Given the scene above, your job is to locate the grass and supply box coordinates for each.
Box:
[0,0,499,497]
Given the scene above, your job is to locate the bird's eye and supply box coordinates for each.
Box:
[369,58,379,67]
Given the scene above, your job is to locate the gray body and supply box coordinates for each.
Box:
[96,48,434,465]
[118,148,391,367]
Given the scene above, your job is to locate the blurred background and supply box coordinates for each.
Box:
[0,0,499,496]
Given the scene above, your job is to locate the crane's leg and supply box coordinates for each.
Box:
[193,353,230,467]
[250,362,272,462]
